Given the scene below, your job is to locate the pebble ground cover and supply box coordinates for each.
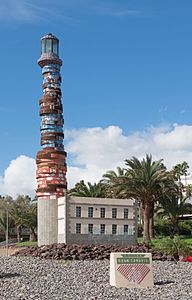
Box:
[0,257,192,300]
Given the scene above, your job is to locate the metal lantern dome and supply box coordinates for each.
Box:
[38,33,62,67]
[41,33,59,56]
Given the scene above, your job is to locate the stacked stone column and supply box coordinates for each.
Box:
[36,64,67,199]
[36,34,67,246]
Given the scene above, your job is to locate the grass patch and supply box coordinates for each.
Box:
[138,236,192,248]
[16,241,37,247]
[179,235,192,246]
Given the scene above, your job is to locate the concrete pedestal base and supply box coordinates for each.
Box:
[57,196,66,244]
[38,197,58,246]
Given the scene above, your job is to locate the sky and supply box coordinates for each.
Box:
[1,0,192,198]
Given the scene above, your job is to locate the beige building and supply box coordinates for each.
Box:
[57,196,138,246]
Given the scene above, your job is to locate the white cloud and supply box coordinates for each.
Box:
[0,155,36,198]
[2,123,192,197]
[66,124,192,187]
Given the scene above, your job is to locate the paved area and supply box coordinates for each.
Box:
[0,247,18,257]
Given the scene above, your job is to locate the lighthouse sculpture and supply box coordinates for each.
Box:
[36,34,67,246]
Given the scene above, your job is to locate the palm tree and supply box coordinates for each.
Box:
[104,155,168,244]
[69,180,107,198]
[103,167,127,180]
[157,188,192,237]
[10,195,31,242]
[185,184,192,198]
[102,167,127,198]
[0,195,37,242]
[172,161,189,186]
[10,195,37,242]
[125,155,169,244]
[10,204,23,242]
[22,203,37,241]
[0,196,15,240]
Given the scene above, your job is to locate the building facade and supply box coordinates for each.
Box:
[58,196,138,246]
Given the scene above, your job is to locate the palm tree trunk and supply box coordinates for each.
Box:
[143,203,151,244]
[149,203,155,239]
[16,225,21,242]
[29,228,37,242]
[140,203,143,225]
[171,218,179,238]
[149,217,155,239]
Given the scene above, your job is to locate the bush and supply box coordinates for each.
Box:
[158,236,192,260]
[137,223,143,237]
[154,219,171,236]
[154,219,192,237]
[178,221,192,236]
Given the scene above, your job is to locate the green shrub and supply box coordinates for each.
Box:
[154,219,170,236]
[178,221,192,236]
[158,236,192,260]
[137,224,143,237]
[154,219,192,237]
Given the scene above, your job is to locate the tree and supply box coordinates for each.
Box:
[69,180,107,198]
[10,195,33,242]
[10,195,37,242]
[103,155,168,244]
[0,196,15,240]
[126,155,169,243]
[172,161,189,186]
[102,167,128,198]
[22,203,37,241]
[157,186,192,237]
[185,184,192,198]
[10,203,23,242]
[0,195,37,242]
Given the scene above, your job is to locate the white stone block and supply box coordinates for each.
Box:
[58,196,65,205]
[110,252,154,288]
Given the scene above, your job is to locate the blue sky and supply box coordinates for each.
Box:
[1,0,192,197]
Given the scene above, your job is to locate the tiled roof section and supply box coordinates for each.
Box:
[41,33,59,41]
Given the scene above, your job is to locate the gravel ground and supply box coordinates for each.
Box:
[0,257,192,300]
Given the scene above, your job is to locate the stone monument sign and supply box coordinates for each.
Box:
[110,252,154,288]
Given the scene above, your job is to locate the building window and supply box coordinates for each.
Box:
[76,223,81,234]
[100,224,105,234]
[112,208,117,218]
[100,207,105,218]
[124,225,129,234]
[76,206,81,217]
[88,207,93,218]
[88,224,93,234]
[124,208,129,219]
[112,224,117,234]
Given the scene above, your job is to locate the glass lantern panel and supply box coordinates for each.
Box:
[53,40,58,55]
[45,39,52,53]
[41,39,46,54]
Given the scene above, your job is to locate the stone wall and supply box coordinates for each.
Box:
[66,233,137,246]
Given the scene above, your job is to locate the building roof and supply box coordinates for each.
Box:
[41,33,59,41]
